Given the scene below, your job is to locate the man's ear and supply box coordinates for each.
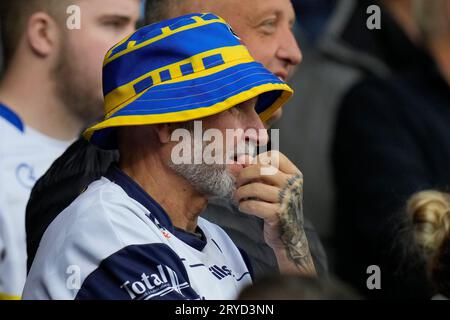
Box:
[155,124,172,144]
[26,12,60,58]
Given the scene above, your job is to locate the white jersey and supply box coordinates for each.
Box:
[0,103,71,299]
[23,166,253,300]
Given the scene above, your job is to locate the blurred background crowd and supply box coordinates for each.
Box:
[281,0,450,299]
[1,0,450,300]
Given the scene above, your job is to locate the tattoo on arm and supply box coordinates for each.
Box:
[278,173,316,275]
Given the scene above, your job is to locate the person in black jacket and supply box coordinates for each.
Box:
[332,0,450,299]
[26,0,329,279]
[277,0,425,253]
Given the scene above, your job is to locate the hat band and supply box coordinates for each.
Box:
[84,82,292,142]
[104,45,252,115]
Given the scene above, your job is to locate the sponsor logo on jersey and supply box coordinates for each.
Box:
[208,264,233,280]
[120,264,190,300]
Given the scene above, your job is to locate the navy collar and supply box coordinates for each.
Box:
[0,103,24,132]
[105,165,207,251]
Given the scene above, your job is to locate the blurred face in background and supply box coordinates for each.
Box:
[53,0,140,125]
[221,0,302,82]
[175,0,302,125]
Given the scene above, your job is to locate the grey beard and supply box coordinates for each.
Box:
[169,162,236,199]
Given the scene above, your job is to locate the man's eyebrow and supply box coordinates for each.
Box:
[251,8,296,25]
[246,8,277,25]
[253,8,280,21]
[99,14,134,22]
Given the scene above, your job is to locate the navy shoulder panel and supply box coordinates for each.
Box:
[238,247,254,282]
[76,243,201,300]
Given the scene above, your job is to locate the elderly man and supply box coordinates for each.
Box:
[26,0,328,279]
[23,13,315,300]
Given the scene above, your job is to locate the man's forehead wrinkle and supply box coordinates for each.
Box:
[250,1,297,22]
[178,0,226,15]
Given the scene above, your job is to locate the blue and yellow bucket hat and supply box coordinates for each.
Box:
[84,13,293,149]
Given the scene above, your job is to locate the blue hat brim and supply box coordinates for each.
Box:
[85,61,292,149]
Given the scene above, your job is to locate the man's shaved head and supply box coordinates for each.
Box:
[145,0,300,78]
[145,0,301,125]
[145,0,231,24]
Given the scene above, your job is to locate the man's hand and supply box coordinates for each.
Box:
[233,151,316,276]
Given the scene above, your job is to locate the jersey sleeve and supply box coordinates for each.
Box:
[75,243,201,300]
[237,247,254,282]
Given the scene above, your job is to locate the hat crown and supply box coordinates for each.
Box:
[102,13,249,115]
[84,13,293,149]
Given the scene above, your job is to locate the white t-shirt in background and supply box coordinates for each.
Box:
[0,103,71,299]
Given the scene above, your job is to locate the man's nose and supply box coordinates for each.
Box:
[277,27,303,66]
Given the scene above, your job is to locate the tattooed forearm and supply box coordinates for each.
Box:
[278,173,316,275]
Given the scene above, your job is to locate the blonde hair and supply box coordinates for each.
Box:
[408,191,450,254]
[413,0,450,38]
[407,190,450,295]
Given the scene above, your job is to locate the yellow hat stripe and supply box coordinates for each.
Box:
[104,45,253,115]
[259,90,293,123]
[84,83,293,141]
[105,58,258,119]
[104,15,228,66]
[104,32,135,61]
